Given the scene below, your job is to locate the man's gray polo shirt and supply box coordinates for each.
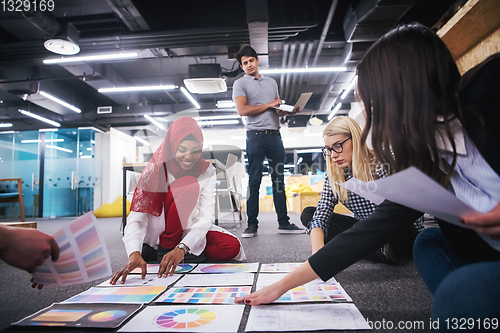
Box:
[232,74,280,131]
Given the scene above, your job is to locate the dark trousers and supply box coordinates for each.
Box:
[301,206,418,262]
[246,131,289,227]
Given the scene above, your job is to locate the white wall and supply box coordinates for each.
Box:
[98,128,136,206]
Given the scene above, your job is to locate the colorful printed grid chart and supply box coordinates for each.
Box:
[191,263,259,274]
[174,273,254,287]
[156,286,251,304]
[63,286,167,304]
[245,304,371,331]
[13,303,142,328]
[130,263,196,275]
[32,212,112,286]
[257,273,352,303]
[97,274,180,287]
[118,305,245,332]
[260,263,302,273]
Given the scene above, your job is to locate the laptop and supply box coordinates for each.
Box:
[277,92,312,112]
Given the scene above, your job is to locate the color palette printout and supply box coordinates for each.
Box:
[118,305,245,332]
[260,263,302,273]
[257,273,352,303]
[191,263,259,273]
[63,286,167,304]
[130,263,196,274]
[174,273,254,287]
[156,286,251,304]
[245,304,371,331]
[13,303,142,328]
[32,212,112,286]
[97,274,180,287]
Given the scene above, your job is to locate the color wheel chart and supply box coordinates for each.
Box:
[156,286,251,304]
[130,263,196,274]
[63,286,166,304]
[191,262,259,273]
[13,303,142,328]
[155,308,216,329]
[118,305,244,332]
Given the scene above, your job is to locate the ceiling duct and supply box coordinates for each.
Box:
[343,0,416,42]
[184,64,227,94]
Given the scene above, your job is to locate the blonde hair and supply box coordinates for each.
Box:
[323,116,374,202]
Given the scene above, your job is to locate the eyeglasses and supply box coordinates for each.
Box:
[322,137,351,157]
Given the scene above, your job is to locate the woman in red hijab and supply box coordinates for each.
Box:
[110,117,245,284]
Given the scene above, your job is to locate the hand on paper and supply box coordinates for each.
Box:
[0,225,59,276]
[158,247,184,277]
[235,261,320,305]
[109,251,146,285]
[461,201,500,238]
[234,283,285,305]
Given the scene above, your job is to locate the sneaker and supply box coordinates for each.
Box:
[365,243,397,265]
[278,223,306,234]
[242,225,258,238]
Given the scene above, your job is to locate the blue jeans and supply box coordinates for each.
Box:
[246,131,290,227]
[414,227,500,332]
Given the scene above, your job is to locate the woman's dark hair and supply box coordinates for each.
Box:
[357,23,461,185]
[236,46,258,65]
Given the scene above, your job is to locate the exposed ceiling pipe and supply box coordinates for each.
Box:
[279,43,289,98]
[304,0,340,93]
[289,42,305,101]
[246,0,269,66]
[284,42,296,101]
[21,10,61,37]
[294,41,314,100]
[317,71,341,111]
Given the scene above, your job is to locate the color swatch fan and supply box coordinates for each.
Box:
[32,212,112,286]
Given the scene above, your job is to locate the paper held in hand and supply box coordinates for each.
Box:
[336,166,477,227]
[277,92,312,112]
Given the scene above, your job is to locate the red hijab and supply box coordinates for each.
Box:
[130,117,210,216]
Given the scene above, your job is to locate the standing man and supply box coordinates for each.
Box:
[232,46,305,238]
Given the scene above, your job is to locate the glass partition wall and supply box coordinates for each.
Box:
[0,128,99,219]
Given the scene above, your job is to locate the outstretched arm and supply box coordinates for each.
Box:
[0,225,59,274]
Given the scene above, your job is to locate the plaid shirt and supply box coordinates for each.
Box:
[308,166,424,237]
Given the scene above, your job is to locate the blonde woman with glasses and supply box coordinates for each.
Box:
[300,116,423,264]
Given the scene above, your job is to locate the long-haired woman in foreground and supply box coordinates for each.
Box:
[235,24,500,331]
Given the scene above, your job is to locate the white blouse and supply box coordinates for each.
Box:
[123,164,246,260]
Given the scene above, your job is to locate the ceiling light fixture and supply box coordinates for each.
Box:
[0,131,16,134]
[328,103,342,120]
[260,67,347,74]
[194,115,241,121]
[98,84,176,93]
[44,39,80,56]
[340,75,357,99]
[78,126,104,133]
[134,137,151,146]
[21,139,64,143]
[44,52,138,64]
[216,100,235,108]
[144,114,165,130]
[0,123,13,128]
[80,155,92,159]
[18,109,61,127]
[39,91,81,113]
[46,145,73,153]
[39,128,58,132]
[180,87,201,109]
[197,119,240,126]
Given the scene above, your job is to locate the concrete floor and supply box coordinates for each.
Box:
[0,212,433,332]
